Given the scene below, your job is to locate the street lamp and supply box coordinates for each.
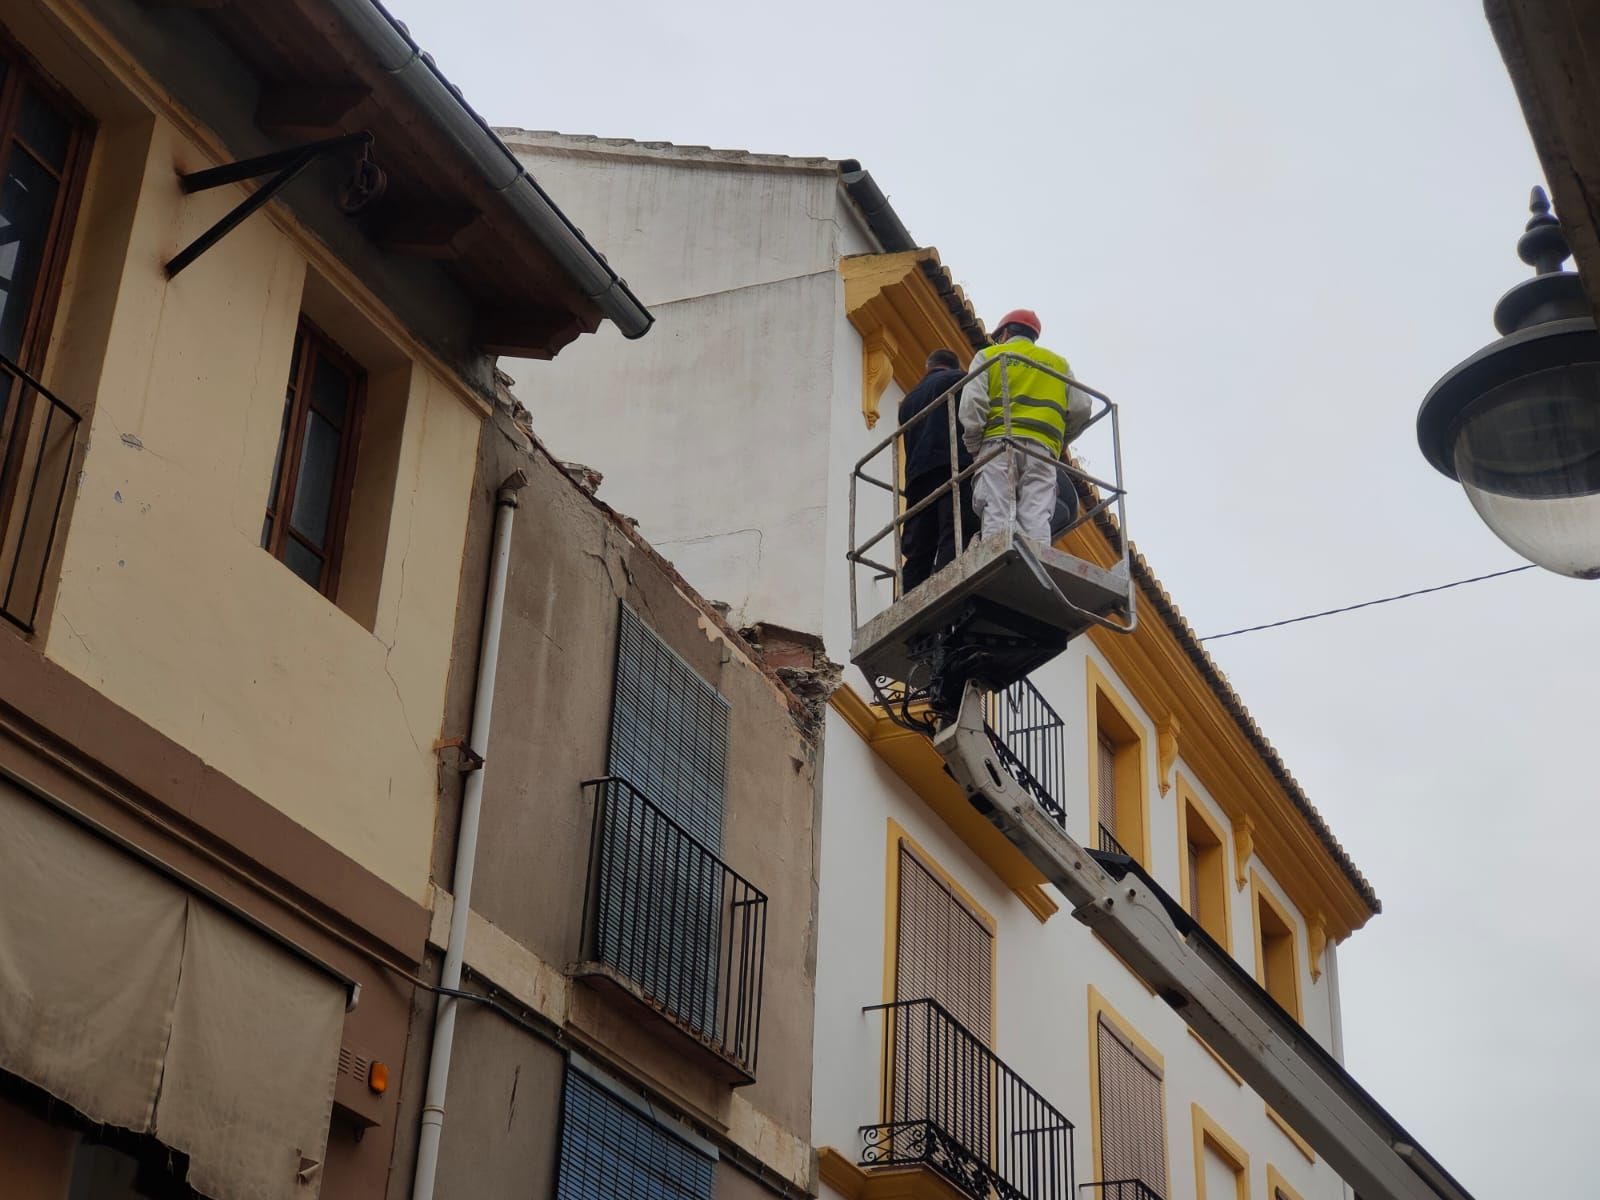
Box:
[1418,187,1600,578]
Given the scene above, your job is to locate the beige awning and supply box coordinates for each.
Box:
[0,778,347,1200]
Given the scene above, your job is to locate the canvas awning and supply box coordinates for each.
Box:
[0,778,347,1200]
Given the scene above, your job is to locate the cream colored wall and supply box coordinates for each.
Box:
[40,111,481,902]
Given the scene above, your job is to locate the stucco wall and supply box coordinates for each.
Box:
[417,407,820,1184]
[38,107,480,903]
[501,143,879,634]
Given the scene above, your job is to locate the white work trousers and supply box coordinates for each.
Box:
[973,440,1058,543]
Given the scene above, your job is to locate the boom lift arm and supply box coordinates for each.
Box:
[935,682,1474,1200]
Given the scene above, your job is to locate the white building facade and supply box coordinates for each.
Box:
[501,131,1381,1200]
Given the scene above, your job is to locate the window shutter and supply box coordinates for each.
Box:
[608,601,728,854]
[1097,1016,1167,1196]
[1097,735,1117,837]
[598,603,730,1038]
[554,1069,714,1200]
[1187,840,1201,916]
[894,843,993,1041]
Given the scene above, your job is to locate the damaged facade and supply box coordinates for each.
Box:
[501,132,1383,1200]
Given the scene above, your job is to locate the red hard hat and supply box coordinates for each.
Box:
[994,308,1041,339]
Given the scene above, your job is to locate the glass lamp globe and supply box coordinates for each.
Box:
[1418,188,1600,578]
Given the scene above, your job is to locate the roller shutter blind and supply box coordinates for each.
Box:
[1097,734,1117,840]
[608,601,728,854]
[599,602,728,1037]
[1097,1016,1167,1196]
[554,1069,714,1200]
[894,843,992,1039]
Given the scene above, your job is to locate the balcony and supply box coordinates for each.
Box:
[861,998,1076,1200]
[1097,824,1133,858]
[0,351,82,634]
[1081,1181,1163,1200]
[574,776,767,1084]
[986,677,1069,829]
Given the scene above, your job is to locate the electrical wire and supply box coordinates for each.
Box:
[1198,564,1537,642]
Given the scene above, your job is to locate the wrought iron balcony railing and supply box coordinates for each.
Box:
[0,350,81,634]
[1080,1180,1164,1200]
[577,776,767,1081]
[862,998,1076,1200]
[1096,824,1134,858]
[987,677,1069,828]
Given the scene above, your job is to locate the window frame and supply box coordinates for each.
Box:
[1266,1162,1307,1200]
[1086,658,1149,862]
[0,30,93,542]
[1176,777,1233,952]
[1251,870,1303,1022]
[262,317,367,598]
[1191,1104,1250,1200]
[1088,985,1169,1198]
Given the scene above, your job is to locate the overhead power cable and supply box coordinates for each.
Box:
[1198,564,1537,642]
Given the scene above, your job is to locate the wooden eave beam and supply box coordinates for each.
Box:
[370,204,480,259]
[474,306,591,359]
[255,82,371,139]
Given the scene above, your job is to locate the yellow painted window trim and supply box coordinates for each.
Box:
[1264,1104,1317,1164]
[829,685,1059,923]
[1266,1162,1308,1200]
[1192,1104,1251,1200]
[1087,985,1170,1200]
[1250,869,1304,1023]
[1186,1027,1243,1086]
[1176,773,1234,953]
[1086,657,1152,863]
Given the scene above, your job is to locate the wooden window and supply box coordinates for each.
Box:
[894,842,993,1040]
[1097,734,1117,843]
[1253,876,1302,1021]
[1097,1016,1167,1194]
[262,320,365,596]
[1193,1107,1250,1200]
[1178,788,1231,950]
[0,36,89,545]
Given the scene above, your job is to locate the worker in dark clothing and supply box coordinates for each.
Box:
[899,348,978,591]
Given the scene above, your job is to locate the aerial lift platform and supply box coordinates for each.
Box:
[846,356,1475,1200]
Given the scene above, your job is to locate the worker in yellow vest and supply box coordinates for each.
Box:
[958,308,1089,543]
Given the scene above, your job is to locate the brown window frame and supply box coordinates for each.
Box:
[0,29,93,547]
[261,318,366,599]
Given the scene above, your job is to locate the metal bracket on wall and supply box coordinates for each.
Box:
[432,736,484,773]
[165,131,385,278]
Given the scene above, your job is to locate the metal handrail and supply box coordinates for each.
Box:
[1097,824,1132,860]
[846,351,1136,644]
[862,997,1076,1200]
[578,776,768,1077]
[986,678,1069,829]
[0,349,82,634]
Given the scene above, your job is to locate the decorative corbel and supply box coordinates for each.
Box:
[861,327,898,429]
[1233,816,1254,889]
[1156,716,1180,797]
[1308,914,1328,981]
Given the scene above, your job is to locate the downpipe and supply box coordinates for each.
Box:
[411,469,528,1200]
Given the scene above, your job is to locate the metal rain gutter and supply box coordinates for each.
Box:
[838,159,916,253]
[330,0,653,340]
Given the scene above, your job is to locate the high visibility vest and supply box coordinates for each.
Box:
[978,338,1073,456]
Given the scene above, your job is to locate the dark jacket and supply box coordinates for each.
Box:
[898,366,971,483]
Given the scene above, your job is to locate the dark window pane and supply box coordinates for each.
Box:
[17,86,71,172]
[283,537,323,587]
[0,149,61,361]
[288,410,341,549]
[309,350,350,427]
[260,513,273,548]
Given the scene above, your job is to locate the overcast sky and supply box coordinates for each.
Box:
[392,2,1595,1193]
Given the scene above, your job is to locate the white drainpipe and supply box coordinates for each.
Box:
[411,469,527,1200]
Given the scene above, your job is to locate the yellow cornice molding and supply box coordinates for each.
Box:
[828,685,1058,922]
[1233,817,1255,891]
[841,251,983,429]
[1157,715,1181,797]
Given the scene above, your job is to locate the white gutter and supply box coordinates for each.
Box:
[411,469,527,1200]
